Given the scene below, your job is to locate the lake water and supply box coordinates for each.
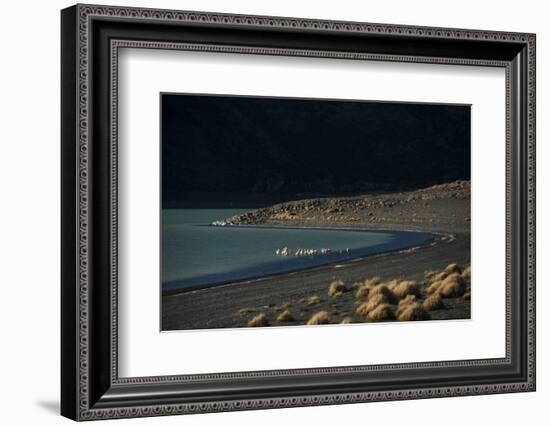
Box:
[162,209,432,292]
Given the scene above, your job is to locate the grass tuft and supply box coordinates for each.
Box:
[355,285,370,300]
[384,279,400,291]
[424,270,437,281]
[328,280,347,297]
[444,263,462,275]
[366,304,396,322]
[393,280,422,299]
[397,303,431,321]
[276,310,295,322]
[426,280,443,295]
[306,295,322,305]
[356,293,389,318]
[438,273,466,298]
[246,313,269,327]
[364,276,382,288]
[307,310,331,325]
[430,271,448,284]
[369,284,398,304]
[396,295,417,317]
[422,293,445,311]
[461,265,471,280]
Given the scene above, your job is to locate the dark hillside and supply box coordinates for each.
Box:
[162,94,470,207]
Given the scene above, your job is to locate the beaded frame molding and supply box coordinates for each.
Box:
[61,4,536,421]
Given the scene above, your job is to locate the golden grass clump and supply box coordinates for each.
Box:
[366,304,396,322]
[355,285,370,300]
[274,303,291,312]
[438,273,466,298]
[384,279,400,291]
[462,292,471,301]
[246,313,269,327]
[424,270,437,281]
[393,280,422,299]
[461,266,471,280]
[306,295,322,305]
[307,310,331,325]
[340,316,353,324]
[369,284,398,304]
[354,276,382,292]
[426,280,443,295]
[356,293,389,318]
[276,310,295,322]
[444,263,462,275]
[399,294,417,306]
[328,280,346,297]
[397,303,431,321]
[355,303,370,319]
[396,295,417,317]
[430,271,448,283]
[422,293,445,311]
[363,276,382,289]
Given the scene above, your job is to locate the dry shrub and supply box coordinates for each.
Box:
[397,303,431,321]
[355,302,370,319]
[307,310,331,325]
[328,280,346,297]
[439,281,465,298]
[431,271,448,283]
[393,280,421,299]
[363,276,382,289]
[276,310,295,322]
[424,270,437,281]
[366,304,396,322]
[462,266,471,280]
[399,294,417,306]
[307,295,322,305]
[422,293,445,311]
[369,284,398,304]
[274,303,291,312]
[396,295,417,317]
[340,316,353,324]
[462,292,471,301]
[444,263,462,275]
[384,279,400,291]
[355,285,370,300]
[246,313,269,327]
[356,293,389,318]
[438,273,466,298]
[426,280,443,295]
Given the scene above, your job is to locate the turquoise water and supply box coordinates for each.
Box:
[162,209,432,292]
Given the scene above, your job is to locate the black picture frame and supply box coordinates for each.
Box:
[61,4,536,421]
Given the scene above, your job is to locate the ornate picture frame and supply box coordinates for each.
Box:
[61,4,536,421]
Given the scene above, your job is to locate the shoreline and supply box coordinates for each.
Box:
[162,225,439,296]
[162,181,471,330]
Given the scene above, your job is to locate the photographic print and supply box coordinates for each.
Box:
[161,94,471,331]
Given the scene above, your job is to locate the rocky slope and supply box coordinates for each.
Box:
[218,180,470,233]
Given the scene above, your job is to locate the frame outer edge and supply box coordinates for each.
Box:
[66,4,536,421]
[60,4,80,421]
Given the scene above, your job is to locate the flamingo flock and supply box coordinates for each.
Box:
[275,247,350,257]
